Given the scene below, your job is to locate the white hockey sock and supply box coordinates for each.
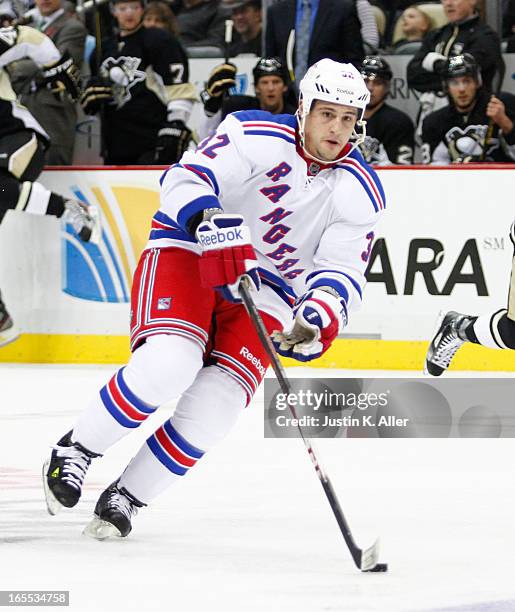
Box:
[472,309,511,349]
[16,182,51,215]
[119,367,247,504]
[73,334,203,454]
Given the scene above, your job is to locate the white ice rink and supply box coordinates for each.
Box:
[1,364,515,612]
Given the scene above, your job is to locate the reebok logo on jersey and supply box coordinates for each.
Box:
[240,347,266,377]
[198,228,243,247]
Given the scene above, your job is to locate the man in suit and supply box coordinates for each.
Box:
[265,0,364,86]
[9,0,87,164]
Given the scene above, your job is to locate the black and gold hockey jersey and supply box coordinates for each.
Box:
[421,89,515,164]
[96,26,196,161]
[359,103,415,166]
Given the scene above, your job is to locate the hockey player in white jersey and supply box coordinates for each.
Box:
[43,58,386,539]
[425,221,515,375]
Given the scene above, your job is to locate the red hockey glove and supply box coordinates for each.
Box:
[196,213,260,303]
[272,289,347,362]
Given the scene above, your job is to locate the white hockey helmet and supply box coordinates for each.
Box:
[297,59,370,163]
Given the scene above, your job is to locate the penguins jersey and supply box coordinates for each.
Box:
[421,90,515,164]
[155,110,386,318]
[0,25,59,141]
[359,103,414,166]
[98,26,196,131]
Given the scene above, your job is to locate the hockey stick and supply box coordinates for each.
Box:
[238,279,387,573]
[480,63,506,161]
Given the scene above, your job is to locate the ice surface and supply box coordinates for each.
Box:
[0,365,514,612]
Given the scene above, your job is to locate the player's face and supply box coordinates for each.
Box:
[36,0,61,16]
[364,77,389,110]
[304,101,358,162]
[255,76,287,113]
[441,0,475,23]
[231,5,261,36]
[447,75,478,111]
[113,1,144,31]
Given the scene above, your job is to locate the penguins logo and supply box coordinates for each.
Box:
[360,135,381,163]
[446,124,496,162]
[100,56,146,108]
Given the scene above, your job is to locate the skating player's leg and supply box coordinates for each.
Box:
[0,131,100,243]
[426,221,515,375]
[83,296,282,539]
[83,367,246,539]
[43,248,213,514]
[0,132,100,350]
[43,334,204,515]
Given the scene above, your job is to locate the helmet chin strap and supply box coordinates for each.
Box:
[296,109,367,165]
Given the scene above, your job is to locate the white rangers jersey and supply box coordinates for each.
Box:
[154,110,386,317]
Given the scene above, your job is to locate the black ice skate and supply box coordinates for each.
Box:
[0,296,19,348]
[43,431,101,515]
[83,480,146,540]
[425,311,471,376]
[64,200,101,244]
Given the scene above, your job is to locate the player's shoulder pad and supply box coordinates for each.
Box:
[232,109,297,129]
[335,148,386,214]
[231,110,297,145]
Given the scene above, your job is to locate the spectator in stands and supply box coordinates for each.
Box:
[356,0,380,51]
[143,0,180,35]
[199,56,295,138]
[421,54,515,164]
[222,0,262,56]
[265,0,364,86]
[407,0,503,140]
[8,0,86,165]
[359,55,414,165]
[176,0,228,49]
[392,5,432,52]
[80,0,197,165]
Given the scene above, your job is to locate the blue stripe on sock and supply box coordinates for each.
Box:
[147,436,188,476]
[99,385,140,429]
[163,421,204,459]
[116,368,156,415]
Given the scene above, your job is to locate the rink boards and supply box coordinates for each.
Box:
[0,165,514,371]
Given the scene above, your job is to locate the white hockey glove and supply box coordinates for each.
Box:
[272,288,347,362]
[196,212,261,303]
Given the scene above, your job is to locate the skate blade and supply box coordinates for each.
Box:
[83,517,122,541]
[42,459,63,516]
[0,325,20,349]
